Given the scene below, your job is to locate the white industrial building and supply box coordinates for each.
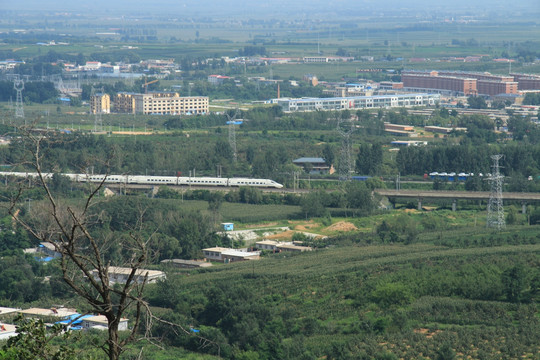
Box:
[81,315,128,331]
[276,93,440,112]
[91,266,166,285]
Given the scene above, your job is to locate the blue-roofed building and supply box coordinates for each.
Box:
[293,157,335,174]
[221,223,234,231]
[226,120,244,125]
[55,314,94,330]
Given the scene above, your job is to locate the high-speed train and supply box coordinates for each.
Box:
[0,172,284,189]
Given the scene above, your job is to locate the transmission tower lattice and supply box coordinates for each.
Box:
[226,109,239,162]
[91,86,104,132]
[487,154,505,230]
[336,115,355,181]
[13,78,24,119]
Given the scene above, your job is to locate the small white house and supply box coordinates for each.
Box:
[19,307,78,320]
[91,267,166,285]
[255,240,279,251]
[203,247,260,262]
[221,223,234,231]
[81,315,128,331]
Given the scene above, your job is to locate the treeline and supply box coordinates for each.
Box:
[157,180,379,217]
[0,81,58,103]
[188,78,324,101]
[238,46,267,56]
[0,108,340,179]
[523,92,540,105]
[396,143,540,176]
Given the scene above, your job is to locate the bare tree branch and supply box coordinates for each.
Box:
[4,126,219,360]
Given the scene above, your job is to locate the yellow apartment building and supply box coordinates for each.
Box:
[115,92,208,115]
[90,93,110,114]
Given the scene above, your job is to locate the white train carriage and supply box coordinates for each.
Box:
[0,172,284,189]
[227,178,283,188]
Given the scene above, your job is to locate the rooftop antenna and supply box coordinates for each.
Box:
[336,113,355,182]
[487,154,505,230]
[14,77,25,122]
[226,108,239,162]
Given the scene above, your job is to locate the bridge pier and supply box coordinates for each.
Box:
[452,199,457,212]
[522,201,527,214]
[418,198,422,211]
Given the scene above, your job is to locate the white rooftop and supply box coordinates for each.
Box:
[84,315,127,325]
[19,307,78,318]
[106,266,165,278]
[256,240,279,245]
[222,250,260,257]
[0,307,20,315]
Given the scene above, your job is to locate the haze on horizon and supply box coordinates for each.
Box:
[3,0,539,19]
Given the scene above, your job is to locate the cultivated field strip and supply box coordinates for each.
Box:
[179,243,540,285]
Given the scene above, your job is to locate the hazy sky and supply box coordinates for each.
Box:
[3,0,539,16]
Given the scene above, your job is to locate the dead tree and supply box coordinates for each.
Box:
[5,130,218,359]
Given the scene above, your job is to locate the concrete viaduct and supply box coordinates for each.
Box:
[105,183,540,214]
[374,189,540,213]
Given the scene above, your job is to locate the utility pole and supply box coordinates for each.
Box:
[293,171,300,192]
[226,109,239,162]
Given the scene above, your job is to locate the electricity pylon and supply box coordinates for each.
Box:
[487,154,505,230]
[336,114,355,181]
[14,78,24,120]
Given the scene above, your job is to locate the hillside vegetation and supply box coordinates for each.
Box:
[146,233,540,359]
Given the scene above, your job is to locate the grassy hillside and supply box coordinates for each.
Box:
[146,232,540,359]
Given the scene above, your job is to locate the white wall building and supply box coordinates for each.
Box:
[202,247,261,262]
[81,315,128,331]
[276,93,440,112]
[91,267,166,285]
